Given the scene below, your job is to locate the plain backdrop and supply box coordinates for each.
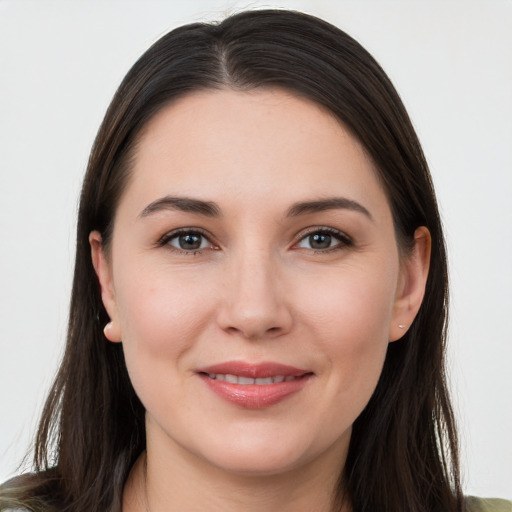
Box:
[1,0,511,500]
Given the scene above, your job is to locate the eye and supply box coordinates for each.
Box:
[296,228,351,251]
[160,229,214,253]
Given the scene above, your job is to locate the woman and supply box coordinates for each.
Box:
[1,9,509,512]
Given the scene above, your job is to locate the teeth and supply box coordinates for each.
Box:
[206,373,297,385]
[255,377,273,385]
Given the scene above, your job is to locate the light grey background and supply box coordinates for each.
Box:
[1,0,511,499]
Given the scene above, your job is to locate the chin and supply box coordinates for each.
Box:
[194,425,336,478]
[208,448,309,477]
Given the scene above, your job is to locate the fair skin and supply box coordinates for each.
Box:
[90,89,430,512]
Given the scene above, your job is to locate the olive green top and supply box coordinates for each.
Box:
[466,496,512,511]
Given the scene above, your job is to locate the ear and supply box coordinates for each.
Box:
[389,226,431,342]
[89,231,122,342]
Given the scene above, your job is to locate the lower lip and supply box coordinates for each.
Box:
[199,374,312,409]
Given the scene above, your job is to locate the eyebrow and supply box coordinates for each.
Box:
[139,196,221,218]
[139,195,372,221]
[286,197,373,220]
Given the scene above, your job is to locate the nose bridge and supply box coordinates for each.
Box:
[217,240,292,339]
[235,245,275,304]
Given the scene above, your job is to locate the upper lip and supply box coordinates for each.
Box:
[196,361,311,378]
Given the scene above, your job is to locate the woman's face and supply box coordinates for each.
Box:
[92,89,428,478]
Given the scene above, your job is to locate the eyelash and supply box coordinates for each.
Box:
[157,228,216,255]
[157,227,352,255]
[294,227,353,253]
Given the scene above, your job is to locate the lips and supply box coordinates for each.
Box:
[196,361,313,409]
[206,374,297,385]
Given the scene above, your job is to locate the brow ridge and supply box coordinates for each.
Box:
[139,195,372,221]
[139,196,221,218]
[286,197,373,220]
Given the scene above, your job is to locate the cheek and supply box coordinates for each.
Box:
[297,263,397,395]
[113,267,221,431]
[299,262,397,343]
[114,263,215,381]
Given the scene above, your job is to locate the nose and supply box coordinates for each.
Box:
[216,250,293,340]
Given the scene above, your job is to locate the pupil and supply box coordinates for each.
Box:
[310,233,331,249]
[179,234,201,250]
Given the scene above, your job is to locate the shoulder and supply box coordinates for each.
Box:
[466,496,512,512]
[1,469,62,512]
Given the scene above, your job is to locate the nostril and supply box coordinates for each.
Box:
[216,296,293,340]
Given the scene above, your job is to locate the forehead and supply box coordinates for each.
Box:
[119,88,391,220]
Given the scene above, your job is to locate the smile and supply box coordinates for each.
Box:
[205,374,300,385]
[197,361,313,409]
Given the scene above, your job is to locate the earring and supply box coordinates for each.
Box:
[104,321,114,337]
[103,320,122,342]
[398,324,406,329]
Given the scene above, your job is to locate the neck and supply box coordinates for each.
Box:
[123,438,351,512]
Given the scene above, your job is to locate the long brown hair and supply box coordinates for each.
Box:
[0,10,463,512]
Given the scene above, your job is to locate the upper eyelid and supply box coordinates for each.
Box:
[295,226,351,242]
